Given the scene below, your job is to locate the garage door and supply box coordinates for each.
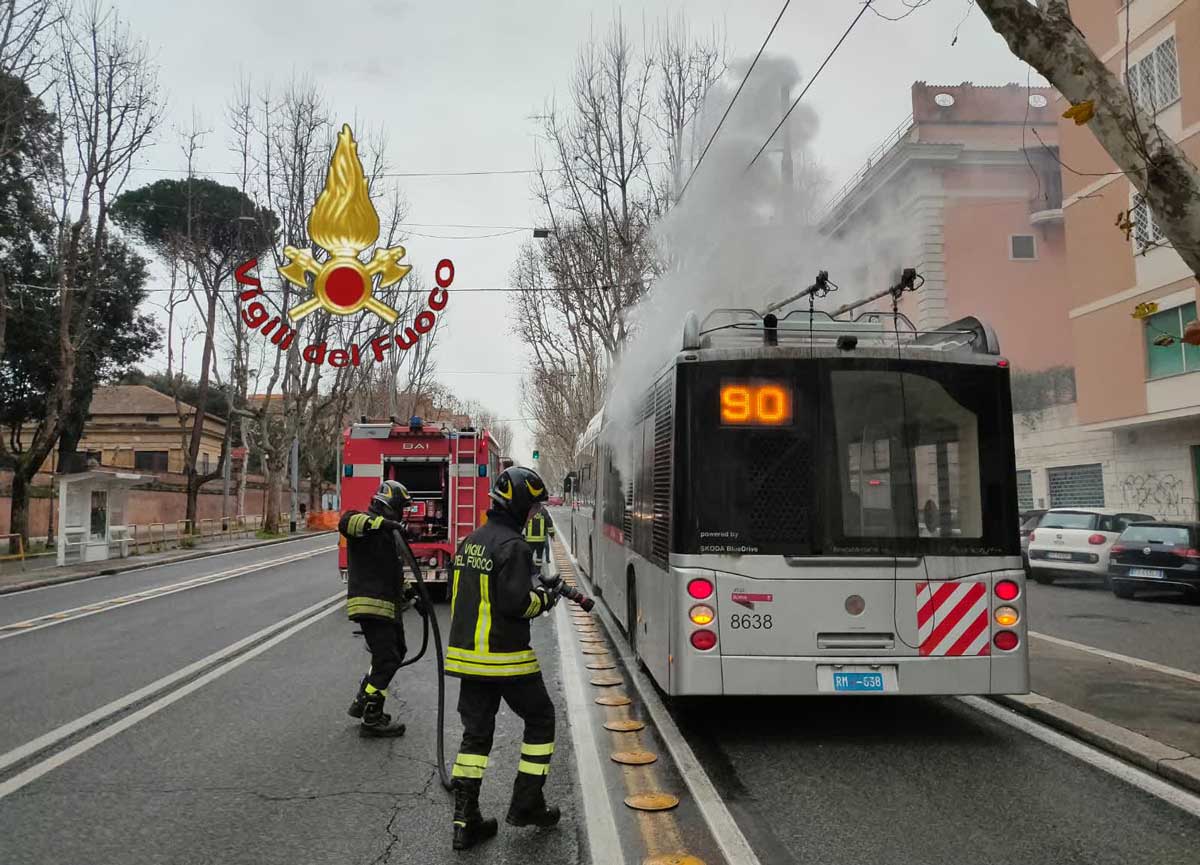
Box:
[1047,464,1105,508]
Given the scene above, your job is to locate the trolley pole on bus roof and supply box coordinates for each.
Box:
[831,268,920,318]
[764,270,832,315]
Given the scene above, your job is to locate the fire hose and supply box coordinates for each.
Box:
[385,528,596,795]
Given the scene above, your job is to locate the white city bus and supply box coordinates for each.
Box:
[567,308,1028,696]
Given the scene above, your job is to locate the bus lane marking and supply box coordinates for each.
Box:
[1029,631,1200,685]
[555,536,764,865]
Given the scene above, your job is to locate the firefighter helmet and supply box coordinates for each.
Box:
[489,466,548,525]
[369,480,412,520]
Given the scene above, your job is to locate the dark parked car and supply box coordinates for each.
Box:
[1108,521,1200,599]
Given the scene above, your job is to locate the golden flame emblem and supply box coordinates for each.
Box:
[280,124,410,323]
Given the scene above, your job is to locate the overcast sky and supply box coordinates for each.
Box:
[116,0,1037,461]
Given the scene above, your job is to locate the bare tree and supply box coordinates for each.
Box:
[1,3,160,541]
[969,0,1200,276]
[515,13,723,476]
[0,0,57,155]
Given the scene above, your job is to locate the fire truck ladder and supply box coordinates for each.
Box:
[450,430,479,548]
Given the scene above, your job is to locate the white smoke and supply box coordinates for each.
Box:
[601,54,918,482]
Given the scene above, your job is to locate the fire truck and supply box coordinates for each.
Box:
[338,417,501,598]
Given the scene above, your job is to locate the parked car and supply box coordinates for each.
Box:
[1019,509,1047,571]
[1108,521,1200,600]
[1026,507,1156,585]
[547,495,564,506]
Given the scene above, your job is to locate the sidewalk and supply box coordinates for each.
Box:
[0,529,335,595]
[996,636,1200,794]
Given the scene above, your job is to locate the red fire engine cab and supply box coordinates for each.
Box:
[338,417,500,598]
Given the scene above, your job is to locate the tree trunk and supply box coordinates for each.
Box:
[183,282,221,531]
[976,0,1200,277]
[262,455,280,534]
[9,469,30,550]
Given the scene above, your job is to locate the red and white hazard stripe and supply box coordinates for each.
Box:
[916,581,990,657]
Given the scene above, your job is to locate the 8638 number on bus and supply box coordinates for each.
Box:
[728,613,773,630]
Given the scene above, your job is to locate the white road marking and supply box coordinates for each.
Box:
[0,591,344,775]
[553,599,622,863]
[0,597,344,799]
[0,545,336,639]
[960,696,1200,819]
[0,533,335,597]
[1030,631,1200,685]
[556,533,763,865]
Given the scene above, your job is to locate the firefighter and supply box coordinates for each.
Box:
[445,466,560,851]
[523,507,555,568]
[340,479,414,738]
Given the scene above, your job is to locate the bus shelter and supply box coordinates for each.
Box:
[56,470,150,566]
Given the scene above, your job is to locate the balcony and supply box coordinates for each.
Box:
[1028,160,1063,225]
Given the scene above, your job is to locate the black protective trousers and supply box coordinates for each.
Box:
[359,617,407,692]
[453,673,556,811]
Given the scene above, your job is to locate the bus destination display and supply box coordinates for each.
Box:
[719,381,793,426]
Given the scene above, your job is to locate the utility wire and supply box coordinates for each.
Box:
[747,0,876,171]
[7,281,625,295]
[676,0,792,201]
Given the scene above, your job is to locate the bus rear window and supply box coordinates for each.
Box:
[831,369,984,541]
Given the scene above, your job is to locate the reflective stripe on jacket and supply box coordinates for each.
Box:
[523,512,553,543]
[446,510,545,679]
[339,509,404,622]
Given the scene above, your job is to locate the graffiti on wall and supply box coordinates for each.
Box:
[1117,473,1195,517]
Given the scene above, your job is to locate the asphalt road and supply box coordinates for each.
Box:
[0,539,580,865]
[1024,579,1200,673]
[673,693,1200,865]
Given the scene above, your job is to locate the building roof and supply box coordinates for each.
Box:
[912,82,1058,125]
[90,385,193,417]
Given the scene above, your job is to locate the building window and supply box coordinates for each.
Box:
[1145,301,1200,379]
[1016,470,1034,511]
[1132,193,1166,251]
[1126,36,1180,113]
[201,452,210,474]
[145,414,160,423]
[1047,464,1105,508]
[1010,235,1037,260]
[134,450,169,472]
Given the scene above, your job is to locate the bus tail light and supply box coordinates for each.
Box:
[994,606,1020,627]
[994,631,1019,651]
[1088,533,1107,545]
[994,580,1019,601]
[689,604,715,626]
[687,578,713,600]
[690,629,717,651]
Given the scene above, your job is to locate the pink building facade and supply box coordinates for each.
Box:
[822,82,1069,372]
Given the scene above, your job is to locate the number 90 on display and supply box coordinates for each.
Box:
[720,380,793,427]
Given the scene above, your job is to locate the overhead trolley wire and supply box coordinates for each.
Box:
[676,0,793,201]
[744,0,878,170]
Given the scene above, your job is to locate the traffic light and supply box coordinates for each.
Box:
[532,449,540,460]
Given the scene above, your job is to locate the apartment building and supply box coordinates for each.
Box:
[1015,0,1200,519]
[822,81,1069,371]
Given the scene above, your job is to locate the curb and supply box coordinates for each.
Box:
[0,530,336,596]
[994,692,1200,795]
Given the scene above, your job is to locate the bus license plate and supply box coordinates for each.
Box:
[1129,567,1164,578]
[833,672,885,692]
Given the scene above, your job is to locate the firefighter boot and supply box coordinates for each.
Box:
[505,773,560,828]
[347,676,369,718]
[452,779,498,851]
[359,692,406,738]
